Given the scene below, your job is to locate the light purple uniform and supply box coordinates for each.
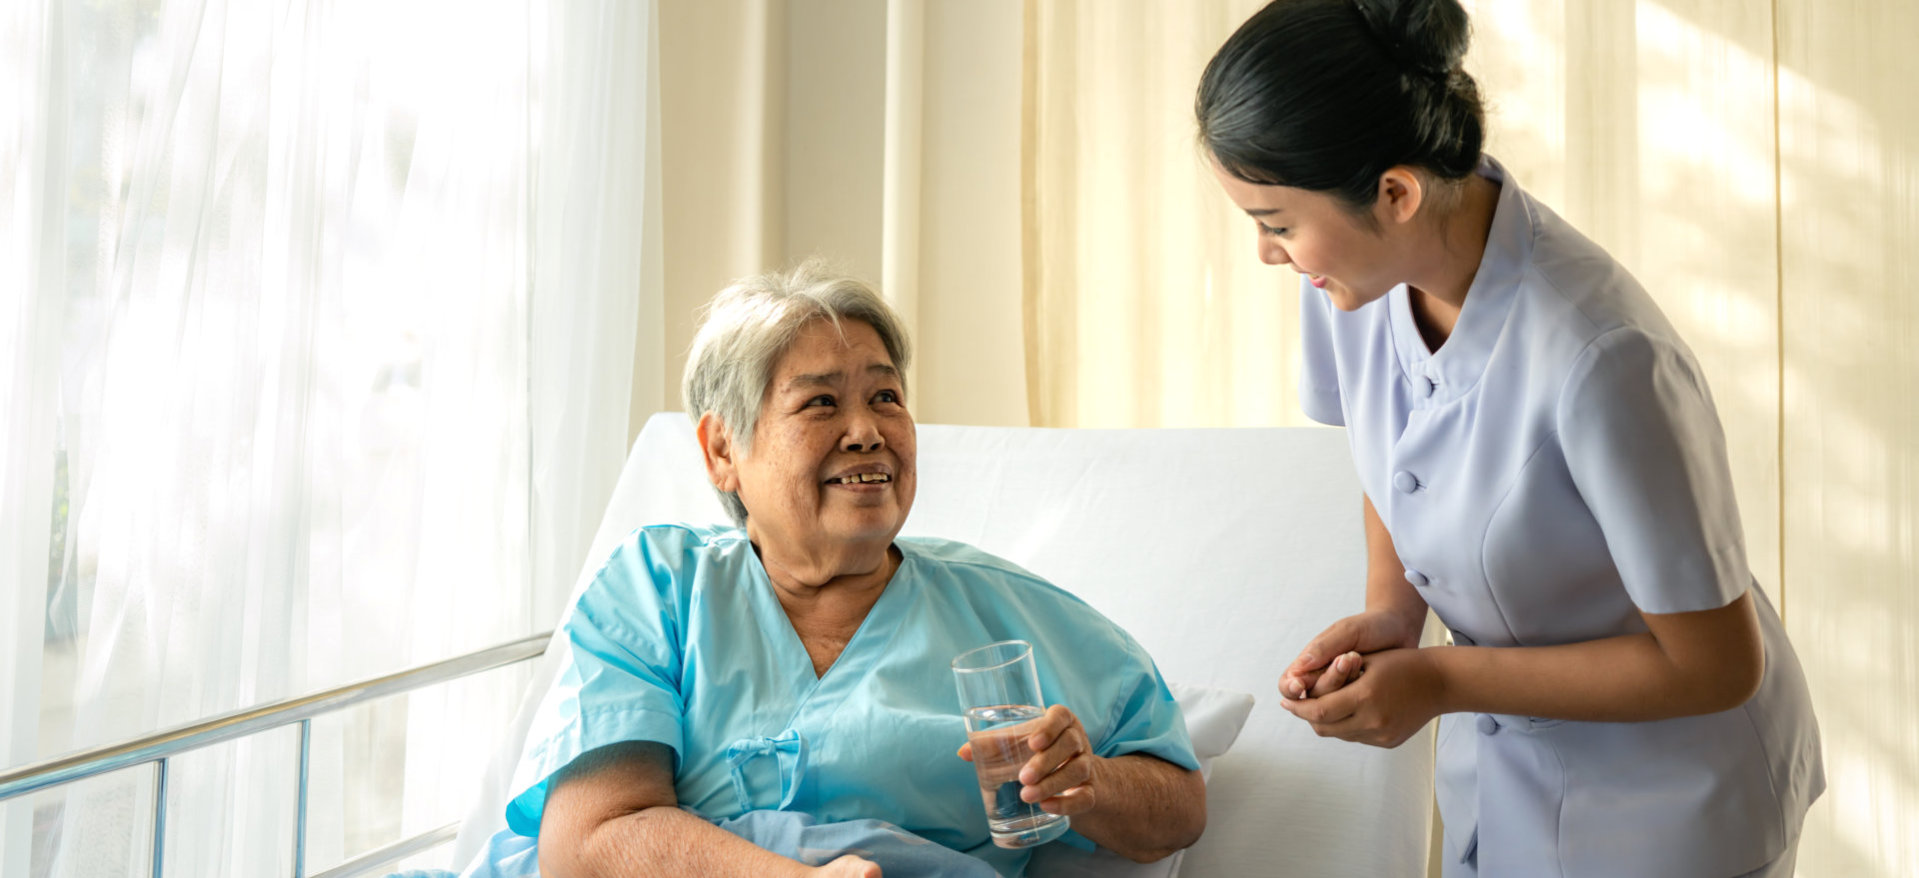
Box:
[1299,157,1823,878]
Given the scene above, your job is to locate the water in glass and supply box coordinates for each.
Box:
[964,704,1071,848]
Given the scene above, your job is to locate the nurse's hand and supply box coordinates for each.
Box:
[1280,610,1424,700]
[812,855,882,877]
[1280,647,1442,749]
[956,704,1100,816]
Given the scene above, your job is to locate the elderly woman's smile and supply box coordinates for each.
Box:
[824,467,892,487]
[709,317,918,587]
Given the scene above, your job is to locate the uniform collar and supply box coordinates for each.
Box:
[1387,155,1533,406]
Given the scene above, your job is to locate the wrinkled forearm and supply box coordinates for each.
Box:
[1069,754,1206,863]
[539,805,813,878]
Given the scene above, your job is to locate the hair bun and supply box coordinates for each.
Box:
[1352,0,1471,78]
[1198,0,1487,203]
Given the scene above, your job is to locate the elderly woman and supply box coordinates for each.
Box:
[486,264,1204,878]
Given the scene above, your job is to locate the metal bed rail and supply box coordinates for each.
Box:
[0,631,553,878]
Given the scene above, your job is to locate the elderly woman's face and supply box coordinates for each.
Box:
[734,318,916,557]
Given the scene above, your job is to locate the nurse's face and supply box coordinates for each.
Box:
[727,318,917,565]
[1211,161,1405,312]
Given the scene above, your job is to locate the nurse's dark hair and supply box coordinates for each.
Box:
[1196,0,1485,212]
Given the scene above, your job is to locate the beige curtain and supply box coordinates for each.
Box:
[1025,0,1918,875]
[1022,0,1309,429]
[656,0,1029,429]
[1776,1,1919,874]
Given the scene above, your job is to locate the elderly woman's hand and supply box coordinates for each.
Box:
[957,704,1102,816]
[811,854,883,877]
[1017,704,1102,814]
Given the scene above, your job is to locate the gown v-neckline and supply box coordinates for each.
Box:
[749,544,912,694]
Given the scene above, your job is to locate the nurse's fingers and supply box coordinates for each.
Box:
[1284,621,1366,697]
[955,742,973,762]
[1280,667,1324,700]
[1310,652,1364,698]
[1284,647,1361,699]
[1309,709,1419,749]
[1280,686,1359,727]
[1283,645,1336,678]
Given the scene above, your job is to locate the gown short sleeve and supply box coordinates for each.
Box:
[1557,328,1752,614]
[1083,639,1198,772]
[1298,277,1347,426]
[502,528,692,837]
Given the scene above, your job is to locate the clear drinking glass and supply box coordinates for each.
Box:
[951,640,1072,848]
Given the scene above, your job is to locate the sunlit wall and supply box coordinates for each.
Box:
[1479,3,1917,875]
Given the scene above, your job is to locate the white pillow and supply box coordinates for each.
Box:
[1026,682,1255,878]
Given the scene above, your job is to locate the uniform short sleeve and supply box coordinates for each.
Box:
[1558,329,1751,614]
[1298,277,1346,426]
[503,531,690,837]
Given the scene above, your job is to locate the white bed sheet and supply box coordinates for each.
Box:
[449,413,1433,877]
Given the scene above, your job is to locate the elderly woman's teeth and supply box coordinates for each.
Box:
[834,473,890,483]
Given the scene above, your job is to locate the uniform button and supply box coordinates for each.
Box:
[1476,715,1500,736]
[1404,569,1430,588]
[1392,470,1419,494]
[1420,376,1437,398]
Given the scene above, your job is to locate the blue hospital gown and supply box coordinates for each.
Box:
[502,524,1197,876]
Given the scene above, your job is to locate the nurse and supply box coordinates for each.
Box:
[1195,1,1823,876]
[487,263,1204,878]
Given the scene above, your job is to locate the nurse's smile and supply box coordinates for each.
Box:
[1206,159,1409,313]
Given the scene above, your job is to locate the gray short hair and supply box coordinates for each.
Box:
[681,261,913,525]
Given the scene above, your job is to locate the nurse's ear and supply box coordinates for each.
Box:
[697,412,742,492]
[1374,166,1426,228]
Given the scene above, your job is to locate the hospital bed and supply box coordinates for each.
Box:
[1,413,1435,877]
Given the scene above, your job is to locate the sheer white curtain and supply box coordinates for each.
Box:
[1,0,655,875]
[1,2,66,874]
